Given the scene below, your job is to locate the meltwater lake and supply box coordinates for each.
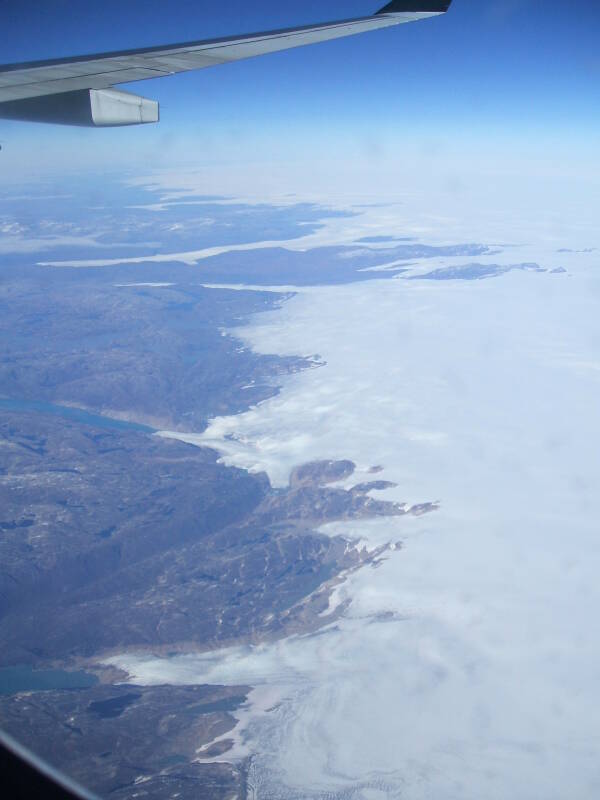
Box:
[0,665,98,696]
[0,398,154,433]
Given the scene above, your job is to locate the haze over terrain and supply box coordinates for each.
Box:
[1,2,600,799]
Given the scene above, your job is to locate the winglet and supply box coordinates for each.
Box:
[377,1,452,13]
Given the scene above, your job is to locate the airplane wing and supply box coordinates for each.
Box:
[0,1,452,127]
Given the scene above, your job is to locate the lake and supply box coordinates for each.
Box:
[0,398,154,433]
[0,665,98,695]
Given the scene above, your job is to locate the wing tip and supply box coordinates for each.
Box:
[376,1,452,14]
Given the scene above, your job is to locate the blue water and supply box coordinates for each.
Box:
[0,398,154,433]
[0,665,98,695]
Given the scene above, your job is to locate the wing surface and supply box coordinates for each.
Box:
[0,2,452,126]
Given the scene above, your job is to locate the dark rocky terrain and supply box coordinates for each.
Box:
[0,273,308,432]
[0,410,428,799]
[0,191,441,800]
[0,684,250,800]
[163,241,493,286]
[0,414,414,665]
[410,261,550,281]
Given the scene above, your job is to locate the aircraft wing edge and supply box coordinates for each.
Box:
[0,2,452,127]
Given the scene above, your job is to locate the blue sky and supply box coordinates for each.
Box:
[2,1,599,178]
